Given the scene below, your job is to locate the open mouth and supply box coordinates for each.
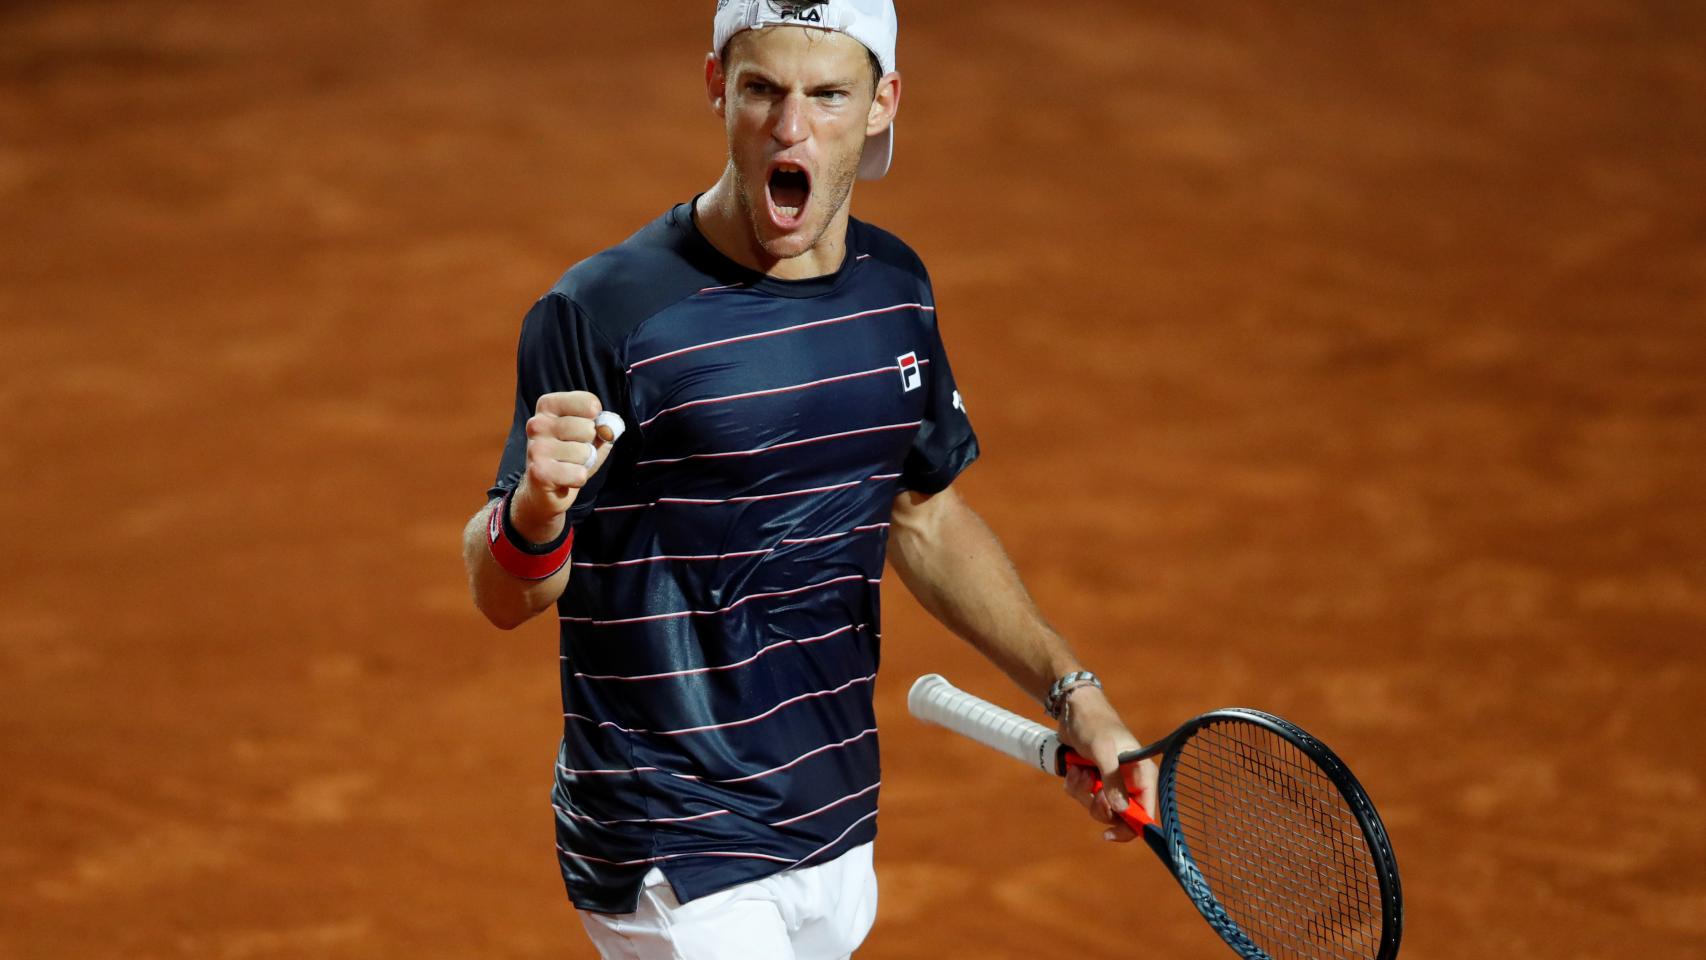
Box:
[766,161,811,228]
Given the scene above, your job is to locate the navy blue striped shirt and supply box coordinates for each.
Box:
[489,199,978,913]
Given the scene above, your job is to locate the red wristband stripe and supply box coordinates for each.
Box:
[488,495,573,581]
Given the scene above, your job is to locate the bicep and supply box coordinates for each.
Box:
[891,486,946,541]
[890,484,979,564]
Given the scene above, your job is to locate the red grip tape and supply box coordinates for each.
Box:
[1064,751,1156,831]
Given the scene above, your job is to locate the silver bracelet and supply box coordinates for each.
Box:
[1045,670,1102,720]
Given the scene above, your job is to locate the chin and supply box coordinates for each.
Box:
[756,222,822,260]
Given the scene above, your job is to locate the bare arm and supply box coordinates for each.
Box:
[888,485,1158,834]
[887,486,1080,704]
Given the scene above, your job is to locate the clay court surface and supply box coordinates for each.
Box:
[4,1,1705,957]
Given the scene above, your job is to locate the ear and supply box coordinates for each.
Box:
[705,52,727,118]
[867,70,901,137]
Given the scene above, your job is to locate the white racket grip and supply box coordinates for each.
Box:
[907,674,1063,776]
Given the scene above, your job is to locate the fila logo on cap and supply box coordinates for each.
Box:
[897,352,922,392]
[765,0,827,23]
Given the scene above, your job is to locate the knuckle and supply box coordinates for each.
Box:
[555,391,598,418]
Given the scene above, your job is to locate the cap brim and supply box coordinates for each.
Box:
[858,123,894,181]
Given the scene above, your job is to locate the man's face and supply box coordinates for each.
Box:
[715,27,884,261]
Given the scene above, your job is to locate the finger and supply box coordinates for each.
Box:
[536,391,602,420]
[527,456,589,492]
[1063,766,1096,807]
[1065,768,1119,826]
[586,412,629,474]
[527,414,597,443]
[538,439,595,466]
[1101,820,1139,843]
[555,417,598,443]
[1094,749,1132,815]
[1107,758,1158,825]
[1084,783,1121,827]
[1101,776,1130,816]
[593,411,627,444]
[585,437,612,473]
[525,414,594,444]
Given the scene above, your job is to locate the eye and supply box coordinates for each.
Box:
[746,80,774,95]
[816,89,850,103]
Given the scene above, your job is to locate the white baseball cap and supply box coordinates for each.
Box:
[713,0,898,180]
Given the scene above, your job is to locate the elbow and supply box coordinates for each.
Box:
[480,603,529,631]
[469,583,536,631]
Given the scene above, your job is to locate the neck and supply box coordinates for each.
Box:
[694,167,851,281]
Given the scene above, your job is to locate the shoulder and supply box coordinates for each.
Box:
[849,216,931,285]
[545,203,721,342]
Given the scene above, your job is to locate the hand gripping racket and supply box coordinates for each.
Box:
[907,674,1402,960]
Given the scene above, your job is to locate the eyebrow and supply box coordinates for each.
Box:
[733,66,859,91]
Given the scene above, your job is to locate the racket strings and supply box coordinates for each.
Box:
[1173,734,1379,957]
[1173,764,1373,957]
[1169,722,1383,959]
[1178,745,1377,957]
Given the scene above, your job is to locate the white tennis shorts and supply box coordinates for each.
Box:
[578,842,878,960]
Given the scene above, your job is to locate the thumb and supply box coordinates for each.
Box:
[593,410,625,444]
[1095,749,1130,814]
[588,411,627,471]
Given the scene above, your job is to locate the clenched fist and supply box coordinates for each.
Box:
[509,391,623,543]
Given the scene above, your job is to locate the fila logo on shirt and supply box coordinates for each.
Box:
[765,0,826,23]
[896,352,923,392]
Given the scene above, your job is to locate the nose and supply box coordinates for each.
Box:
[772,92,809,147]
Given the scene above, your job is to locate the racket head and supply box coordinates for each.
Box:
[1145,709,1402,960]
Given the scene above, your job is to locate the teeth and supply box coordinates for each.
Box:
[777,205,801,218]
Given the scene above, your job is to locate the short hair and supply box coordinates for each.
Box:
[718,34,885,98]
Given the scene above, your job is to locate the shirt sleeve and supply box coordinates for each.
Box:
[487,292,631,528]
[900,279,980,494]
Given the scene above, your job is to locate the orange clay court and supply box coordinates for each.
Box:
[2,2,1704,958]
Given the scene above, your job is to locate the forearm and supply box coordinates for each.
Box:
[888,488,1084,706]
[462,498,571,630]
[891,488,1155,827]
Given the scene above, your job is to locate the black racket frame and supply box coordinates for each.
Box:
[1067,708,1403,960]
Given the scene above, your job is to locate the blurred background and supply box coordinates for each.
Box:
[3,1,1704,957]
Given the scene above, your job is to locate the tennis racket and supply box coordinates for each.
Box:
[907,674,1402,960]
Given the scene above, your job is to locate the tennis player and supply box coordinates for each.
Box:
[461,2,1155,956]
